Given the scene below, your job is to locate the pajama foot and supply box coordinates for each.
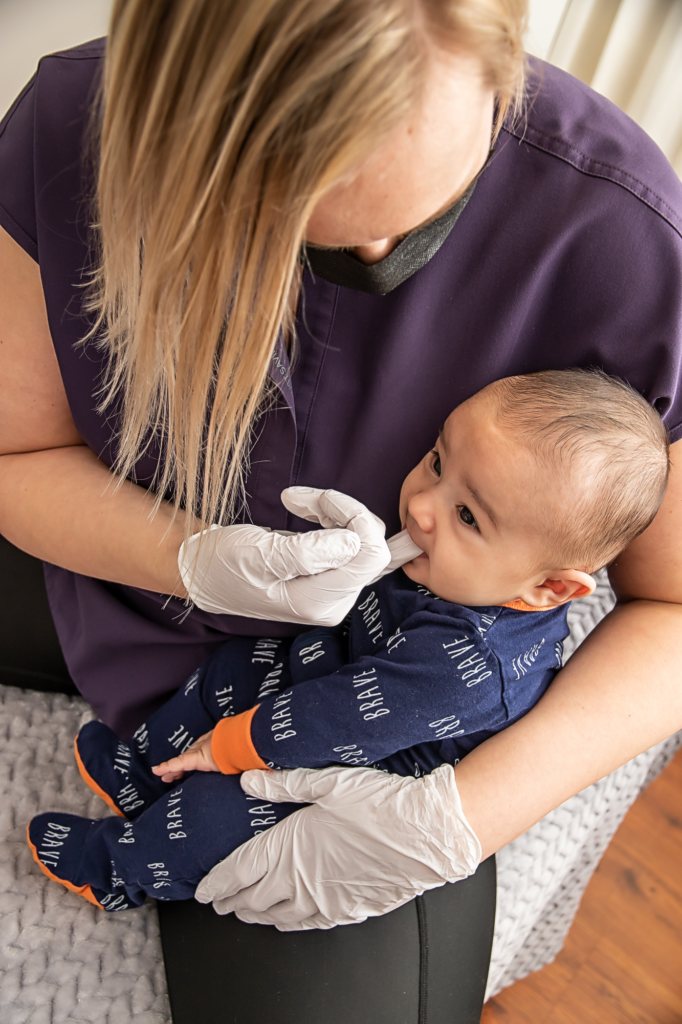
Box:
[27,812,134,912]
[74,721,167,819]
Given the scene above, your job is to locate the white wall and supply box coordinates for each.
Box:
[525,0,572,59]
[0,0,112,117]
[0,0,570,119]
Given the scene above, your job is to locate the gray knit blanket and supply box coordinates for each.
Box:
[1,571,679,1020]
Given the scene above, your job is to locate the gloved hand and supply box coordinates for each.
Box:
[178,487,393,625]
[374,528,422,581]
[194,764,481,930]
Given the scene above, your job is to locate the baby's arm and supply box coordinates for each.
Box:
[205,619,505,774]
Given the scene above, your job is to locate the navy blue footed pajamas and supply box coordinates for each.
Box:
[59,571,569,909]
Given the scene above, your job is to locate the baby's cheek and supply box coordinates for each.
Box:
[398,464,424,524]
[401,558,424,584]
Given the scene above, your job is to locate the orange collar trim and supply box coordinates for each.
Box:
[500,599,543,612]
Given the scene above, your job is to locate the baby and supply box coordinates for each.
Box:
[28,369,669,912]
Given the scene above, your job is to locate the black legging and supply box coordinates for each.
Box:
[1,534,496,1024]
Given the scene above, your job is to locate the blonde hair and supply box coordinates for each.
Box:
[89,0,528,537]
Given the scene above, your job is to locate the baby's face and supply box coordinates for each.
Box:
[399,394,557,607]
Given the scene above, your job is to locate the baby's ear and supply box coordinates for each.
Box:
[519,569,595,609]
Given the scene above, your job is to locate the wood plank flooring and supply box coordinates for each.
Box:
[481,747,682,1024]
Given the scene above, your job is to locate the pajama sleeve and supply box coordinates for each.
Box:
[211,615,506,771]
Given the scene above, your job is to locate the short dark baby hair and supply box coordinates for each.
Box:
[485,369,670,572]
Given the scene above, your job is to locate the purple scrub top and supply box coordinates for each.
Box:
[2,40,682,738]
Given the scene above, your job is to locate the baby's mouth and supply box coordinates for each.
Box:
[405,521,428,562]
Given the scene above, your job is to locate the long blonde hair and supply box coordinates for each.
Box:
[89,0,527,536]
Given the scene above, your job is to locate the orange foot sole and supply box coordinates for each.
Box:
[73,736,126,818]
[26,824,104,909]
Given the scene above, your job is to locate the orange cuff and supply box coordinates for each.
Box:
[211,706,269,774]
[501,599,542,612]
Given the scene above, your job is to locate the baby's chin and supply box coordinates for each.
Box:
[401,553,429,585]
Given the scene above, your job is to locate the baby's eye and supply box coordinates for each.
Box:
[430,449,441,476]
[458,506,478,530]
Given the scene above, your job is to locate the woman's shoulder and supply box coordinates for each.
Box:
[502,57,682,238]
[0,39,104,261]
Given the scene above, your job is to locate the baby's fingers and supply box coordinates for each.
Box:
[152,732,219,779]
[151,753,193,780]
[157,767,186,783]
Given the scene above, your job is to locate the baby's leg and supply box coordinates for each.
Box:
[28,771,300,910]
[76,636,293,818]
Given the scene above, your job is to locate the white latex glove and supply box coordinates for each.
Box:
[376,528,423,581]
[195,764,481,931]
[178,487,392,626]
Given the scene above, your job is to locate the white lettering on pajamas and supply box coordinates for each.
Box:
[357,592,384,644]
[333,744,370,766]
[117,782,144,813]
[37,822,70,868]
[252,639,280,665]
[297,640,325,665]
[257,663,284,700]
[215,686,234,717]
[352,668,390,720]
[183,670,200,695]
[443,639,492,686]
[386,628,406,655]
[168,725,195,753]
[133,722,149,754]
[511,638,546,680]
[246,795,277,835]
[148,862,172,890]
[429,715,465,740]
[270,691,296,740]
[118,820,135,844]
[113,742,131,775]
[166,789,186,840]
[100,893,130,911]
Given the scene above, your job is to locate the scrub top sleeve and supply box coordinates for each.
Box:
[0,76,39,261]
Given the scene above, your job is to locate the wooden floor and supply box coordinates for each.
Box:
[481,747,682,1024]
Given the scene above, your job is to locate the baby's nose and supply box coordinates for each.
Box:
[407,490,436,533]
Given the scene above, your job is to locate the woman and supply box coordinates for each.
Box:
[1,0,682,1015]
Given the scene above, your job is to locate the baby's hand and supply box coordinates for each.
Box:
[152,730,219,782]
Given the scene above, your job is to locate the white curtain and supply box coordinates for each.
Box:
[541,0,682,176]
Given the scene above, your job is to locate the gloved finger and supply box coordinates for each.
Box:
[386,530,423,568]
[234,888,320,926]
[266,528,361,580]
[241,765,361,804]
[371,530,423,582]
[316,490,386,536]
[280,486,328,525]
[241,764,405,805]
[194,832,271,904]
[281,487,385,535]
[315,495,390,579]
[210,881,307,920]
[274,915,337,931]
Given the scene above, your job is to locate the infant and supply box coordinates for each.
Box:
[28,369,669,911]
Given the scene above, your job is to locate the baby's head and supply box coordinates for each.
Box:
[400,369,669,608]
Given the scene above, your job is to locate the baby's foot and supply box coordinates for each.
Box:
[74,721,167,819]
[27,812,132,912]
